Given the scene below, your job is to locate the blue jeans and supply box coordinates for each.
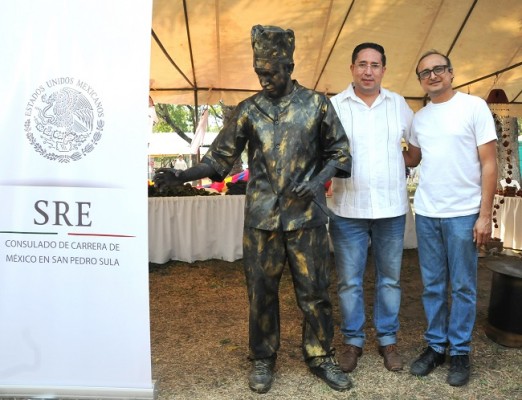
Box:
[329,215,405,348]
[415,214,478,356]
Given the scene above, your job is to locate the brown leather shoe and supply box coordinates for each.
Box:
[338,344,362,372]
[379,344,403,371]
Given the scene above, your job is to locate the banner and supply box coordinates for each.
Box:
[0,1,154,398]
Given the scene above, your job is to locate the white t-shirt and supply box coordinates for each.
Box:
[329,84,413,218]
[410,91,497,218]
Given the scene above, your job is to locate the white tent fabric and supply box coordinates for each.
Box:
[149,0,522,111]
[148,133,191,155]
[148,132,218,155]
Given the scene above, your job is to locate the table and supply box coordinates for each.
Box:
[149,195,417,264]
[484,256,522,347]
[149,195,245,263]
[492,195,522,251]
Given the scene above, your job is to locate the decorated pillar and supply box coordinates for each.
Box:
[487,89,521,194]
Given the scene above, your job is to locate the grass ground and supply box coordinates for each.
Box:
[148,249,522,400]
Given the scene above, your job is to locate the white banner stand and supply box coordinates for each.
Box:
[0,1,155,398]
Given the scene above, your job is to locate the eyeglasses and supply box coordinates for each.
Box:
[355,62,382,72]
[417,65,451,80]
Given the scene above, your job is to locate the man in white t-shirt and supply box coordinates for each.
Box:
[329,42,413,374]
[403,50,497,387]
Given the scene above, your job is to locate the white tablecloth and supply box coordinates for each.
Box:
[492,195,522,250]
[149,194,418,264]
[404,204,417,249]
[149,195,245,263]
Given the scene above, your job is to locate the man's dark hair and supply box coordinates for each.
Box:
[416,50,452,74]
[352,42,386,66]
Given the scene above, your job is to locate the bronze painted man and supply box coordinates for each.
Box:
[154,25,352,393]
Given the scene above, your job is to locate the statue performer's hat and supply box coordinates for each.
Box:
[251,25,295,69]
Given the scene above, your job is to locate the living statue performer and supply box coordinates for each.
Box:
[154,25,352,393]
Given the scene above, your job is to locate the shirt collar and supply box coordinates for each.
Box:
[339,83,391,104]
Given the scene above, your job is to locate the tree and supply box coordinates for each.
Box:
[154,103,226,142]
[154,104,194,143]
[151,103,230,168]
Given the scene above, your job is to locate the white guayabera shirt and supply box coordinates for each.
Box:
[330,84,413,219]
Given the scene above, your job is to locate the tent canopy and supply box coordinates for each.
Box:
[150,0,522,111]
[148,132,218,155]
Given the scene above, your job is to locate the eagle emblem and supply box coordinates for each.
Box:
[25,79,105,162]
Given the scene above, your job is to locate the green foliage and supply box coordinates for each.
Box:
[207,104,226,132]
[153,120,175,133]
[154,156,177,169]
[154,104,194,133]
[153,103,226,134]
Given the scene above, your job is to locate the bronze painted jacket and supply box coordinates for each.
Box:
[202,81,351,231]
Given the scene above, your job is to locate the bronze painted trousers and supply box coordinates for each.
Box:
[243,225,334,362]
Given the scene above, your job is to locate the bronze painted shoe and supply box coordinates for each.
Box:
[308,356,353,391]
[248,357,275,393]
[378,344,404,371]
[337,344,362,372]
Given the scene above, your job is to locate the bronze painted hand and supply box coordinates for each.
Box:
[153,168,184,192]
[291,178,322,200]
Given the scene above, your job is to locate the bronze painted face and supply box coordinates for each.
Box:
[255,63,292,99]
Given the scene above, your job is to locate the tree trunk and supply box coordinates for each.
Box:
[155,104,193,143]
